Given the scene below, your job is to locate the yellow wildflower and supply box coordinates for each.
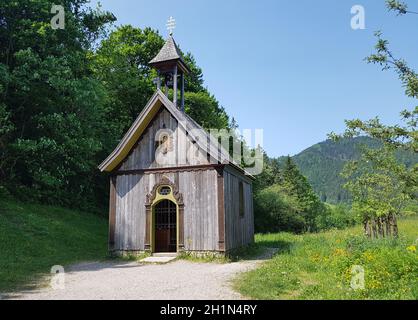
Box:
[362,251,375,261]
[333,248,346,256]
[406,245,416,253]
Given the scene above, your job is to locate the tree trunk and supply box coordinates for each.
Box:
[390,213,399,238]
[372,219,378,239]
[377,217,384,238]
[364,215,398,240]
[385,216,391,237]
[364,219,371,238]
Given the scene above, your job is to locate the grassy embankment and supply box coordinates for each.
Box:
[0,199,108,293]
[235,217,418,300]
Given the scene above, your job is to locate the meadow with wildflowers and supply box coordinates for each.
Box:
[235,217,417,300]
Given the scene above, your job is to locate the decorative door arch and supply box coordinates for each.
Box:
[145,176,184,252]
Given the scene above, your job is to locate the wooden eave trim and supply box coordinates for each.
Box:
[224,164,255,183]
[111,164,225,176]
[149,58,190,74]
[227,163,256,181]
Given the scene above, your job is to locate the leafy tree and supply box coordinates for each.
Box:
[342,147,414,237]
[253,155,326,233]
[386,0,418,15]
[254,184,306,233]
[0,0,115,209]
[282,156,325,231]
[0,64,13,179]
[315,203,357,230]
[183,53,205,93]
[253,151,281,193]
[184,92,229,129]
[331,1,418,236]
[91,25,164,150]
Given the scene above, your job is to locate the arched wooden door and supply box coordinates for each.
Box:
[154,199,177,253]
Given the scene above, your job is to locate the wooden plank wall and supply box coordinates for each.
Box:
[179,169,219,251]
[223,167,254,251]
[114,169,219,252]
[119,108,209,171]
[115,174,146,251]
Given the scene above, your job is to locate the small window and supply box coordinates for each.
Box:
[239,181,245,217]
[159,186,171,195]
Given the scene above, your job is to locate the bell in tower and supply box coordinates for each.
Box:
[149,17,190,111]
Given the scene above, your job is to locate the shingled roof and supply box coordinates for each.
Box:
[150,36,181,63]
[149,36,190,73]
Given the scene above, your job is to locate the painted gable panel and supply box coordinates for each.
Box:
[119,107,211,171]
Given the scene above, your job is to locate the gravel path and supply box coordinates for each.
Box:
[5,252,274,300]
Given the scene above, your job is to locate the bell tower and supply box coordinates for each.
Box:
[149,17,190,111]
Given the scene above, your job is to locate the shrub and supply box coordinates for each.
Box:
[316,204,358,230]
[254,184,307,233]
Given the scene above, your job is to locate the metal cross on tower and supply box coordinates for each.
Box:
[166,16,176,36]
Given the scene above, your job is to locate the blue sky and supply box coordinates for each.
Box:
[90,0,417,157]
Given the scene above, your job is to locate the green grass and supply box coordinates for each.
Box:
[234,217,418,300]
[0,198,108,293]
[177,251,230,263]
[178,243,266,264]
[116,251,151,262]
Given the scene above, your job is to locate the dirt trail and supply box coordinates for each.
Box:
[5,252,275,300]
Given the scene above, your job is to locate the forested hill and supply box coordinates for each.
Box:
[282,137,417,204]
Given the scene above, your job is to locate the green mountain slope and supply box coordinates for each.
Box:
[285,137,417,204]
